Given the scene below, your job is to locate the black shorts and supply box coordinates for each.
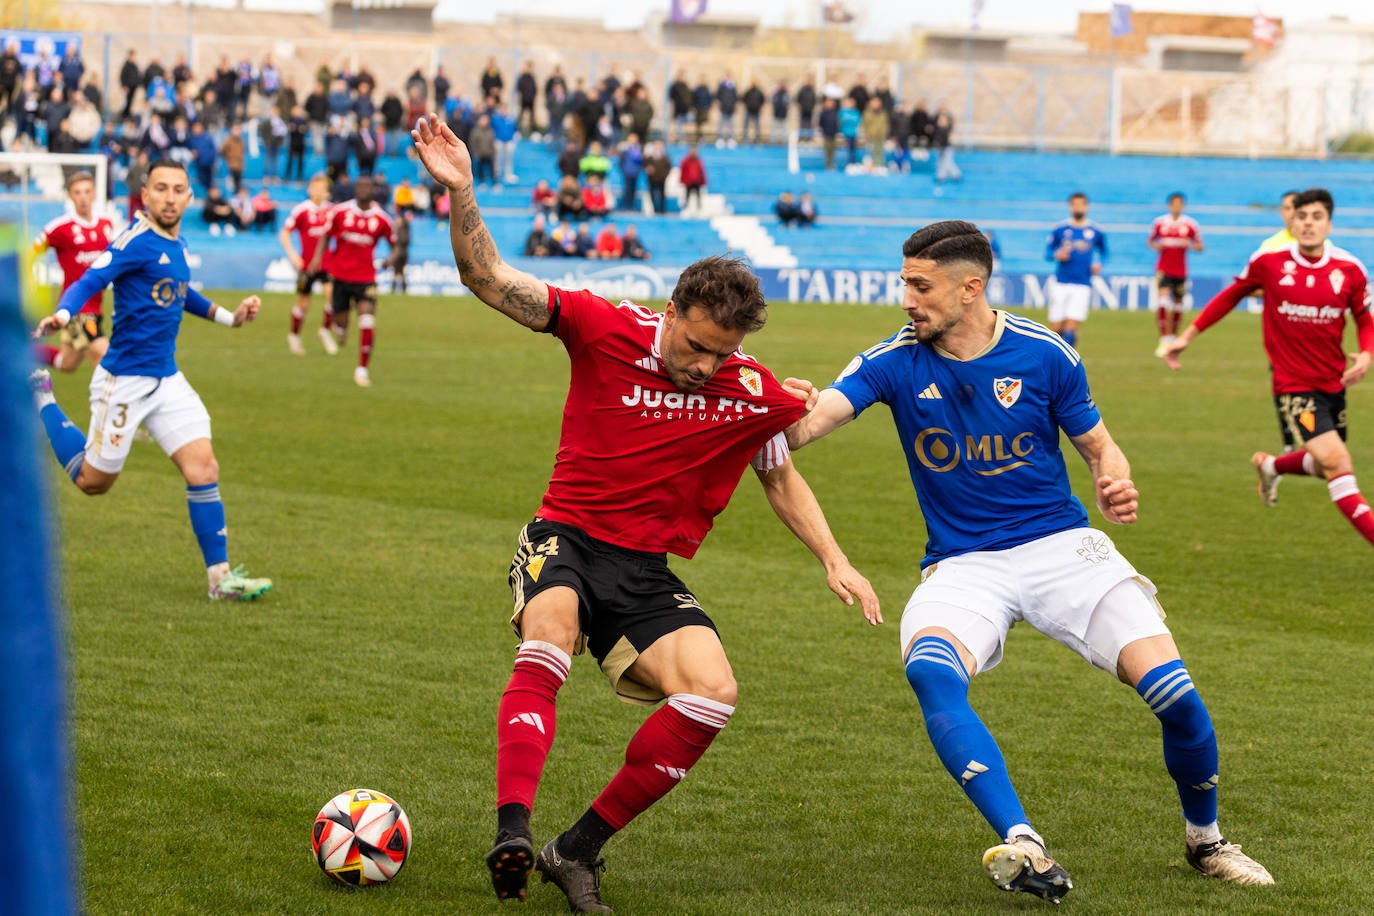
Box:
[1274,390,1347,444]
[508,518,715,705]
[295,269,329,296]
[330,280,377,313]
[1156,272,1187,302]
[61,312,105,350]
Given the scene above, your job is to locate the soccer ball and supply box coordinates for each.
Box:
[311,788,412,885]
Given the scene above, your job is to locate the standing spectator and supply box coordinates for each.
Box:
[14,73,39,147]
[577,141,611,181]
[286,107,308,182]
[932,104,960,182]
[678,144,706,216]
[556,175,584,222]
[627,86,654,144]
[43,87,72,151]
[668,70,692,143]
[468,113,497,187]
[617,134,643,212]
[769,80,790,144]
[59,45,84,101]
[530,178,557,216]
[715,73,738,146]
[818,97,840,170]
[873,77,895,114]
[142,55,165,99]
[251,188,278,231]
[80,72,102,113]
[125,151,148,222]
[566,77,589,150]
[860,96,889,173]
[581,174,611,219]
[219,123,246,193]
[889,103,913,172]
[260,105,288,185]
[0,39,21,122]
[557,141,581,179]
[326,78,352,122]
[691,75,712,144]
[595,222,623,259]
[796,74,817,141]
[380,91,404,153]
[644,140,672,215]
[847,77,869,112]
[741,80,765,145]
[352,78,376,126]
[516,61,538,135]
[838,97,861,168]
[404,86,427,133]
[66,95,100,149]
[234,57,254,121]
[404,68,427,104]
[259,56,281,102]
[304,82,329,155]
[544,64,567,147]
[324,122,350,184]
[491,104,519,184]
[523,213,553,257]
[171,53,193,90]
[388,211,411,293]
[118,50,140,120]
[479,57,504,105]
[353,117,379,176]
[912,99,932,149]
[797,191,818,227]
[432,65,451,109]
[188,121,217,191]
[621,223,650,260]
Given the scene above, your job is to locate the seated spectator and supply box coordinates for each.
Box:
[774,191,800,227]
[230,187,255,230]
[557,141,581,179]
[202,186,238,236]
[621,224,650,261]
[530,178,557,215]
[251,189,278,231]
[524,213,553,257]
[595,222,623,259]
[797,191,818,227]
[556,174,584,221]
[393,178,417,216]
[574,223,598,258]
[578,140,611,180]
[551,221,579,257]
[581,174,611,219]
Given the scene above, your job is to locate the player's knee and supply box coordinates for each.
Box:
[77,475,113,496]
[686,670,736,706]
[184,456,219,487]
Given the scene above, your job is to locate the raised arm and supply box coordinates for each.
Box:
[783,384,858,450]
[1069,420,1137,526]
[754,458,882,625]
[411,114,550,330]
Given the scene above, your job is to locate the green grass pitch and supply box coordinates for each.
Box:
[49,292,1372,914]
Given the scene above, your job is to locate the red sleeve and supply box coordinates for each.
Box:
[1193,257,1264,333]
[1148,219,1160,243]
[1353,273,1374,353]
[546,286,619,349]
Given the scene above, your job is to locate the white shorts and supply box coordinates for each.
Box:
[899,528,1168,676]
[85,367,212,473]
[1048,281,1092,323]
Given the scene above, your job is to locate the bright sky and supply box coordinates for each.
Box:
[443,0,1373,39]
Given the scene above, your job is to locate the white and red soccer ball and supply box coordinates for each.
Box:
[311,788,411,885]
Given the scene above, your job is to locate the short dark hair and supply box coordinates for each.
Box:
[1168,192,1185,203]
[672,255,767,333]
[147,157,188,177]
[1068,191,1088,202]
[1280,189,1301,203]
[1293,188,1334,218]
[901,220,993,279]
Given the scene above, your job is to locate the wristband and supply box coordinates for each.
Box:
[54,309,71,325]
[214,307,236,327]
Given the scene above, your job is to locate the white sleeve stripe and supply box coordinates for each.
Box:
[751,431,791,471]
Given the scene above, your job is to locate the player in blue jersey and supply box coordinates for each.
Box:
[28,158,272,601]
[1045,192,1107,347]
[784,221,1272,900]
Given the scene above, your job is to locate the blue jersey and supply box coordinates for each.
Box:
[1046,220,1107,286]
[57,215,215,378]
[831,311,1101,567]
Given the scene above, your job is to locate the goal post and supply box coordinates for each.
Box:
[0,151,112,244]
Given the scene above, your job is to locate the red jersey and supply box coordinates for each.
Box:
[1149,213,1202,277]
[536,286,806,558]
[283,199,332,268]
[322,201,393,284]
[36,214,114,314]
[1197,243,1374,394]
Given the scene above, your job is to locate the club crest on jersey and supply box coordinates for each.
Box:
[1330,268,1345,294]
[993,377,1022,408]
[738,367,763,397]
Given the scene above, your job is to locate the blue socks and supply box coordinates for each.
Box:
[1059,328,1078,347]
[186,483,228,568]
[39,403,87,482]
[1137,660,1218,828]
[905,636,1029,839]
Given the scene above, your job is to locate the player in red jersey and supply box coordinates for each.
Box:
[279,173,335,356]
[412,113,880,913]
[32,172,115,372]
[307,175,393,387]
[1165,188,1374,548]
[1149,192,1203,358]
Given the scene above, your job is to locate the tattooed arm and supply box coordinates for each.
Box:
[412,114,551,330]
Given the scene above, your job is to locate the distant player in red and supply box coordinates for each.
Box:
[412,113,880,913]
[1165,188,1374,548]
[308,174,393,387]
[32,172,115,372]
[279,173,334,356]
[1149,192,1203,357]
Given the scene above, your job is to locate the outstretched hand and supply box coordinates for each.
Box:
[1162,338,1188,370]
[32,313,65,338]
[1096,475,1138,525]
[411,114,474,190]
[827,561,883,626]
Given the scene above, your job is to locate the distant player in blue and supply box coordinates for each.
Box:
[1045,191,1107,347]
[785,221,1272,900]
[29,158,272,601]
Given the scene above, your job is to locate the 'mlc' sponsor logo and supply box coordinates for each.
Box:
[913,427,1035,476]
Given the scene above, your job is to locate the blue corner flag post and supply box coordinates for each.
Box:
[0,225,78,914]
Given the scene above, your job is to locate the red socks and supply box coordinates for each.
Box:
[1330,474,1374,546]
[590,694,733,831]
[358,314,375,368]
[495,641,570,811]
[33,344,61,368]
[290,305,305,335]
[1155,306,1169,337]
[1274,450,1313,476]
[1169,308,1183,335]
